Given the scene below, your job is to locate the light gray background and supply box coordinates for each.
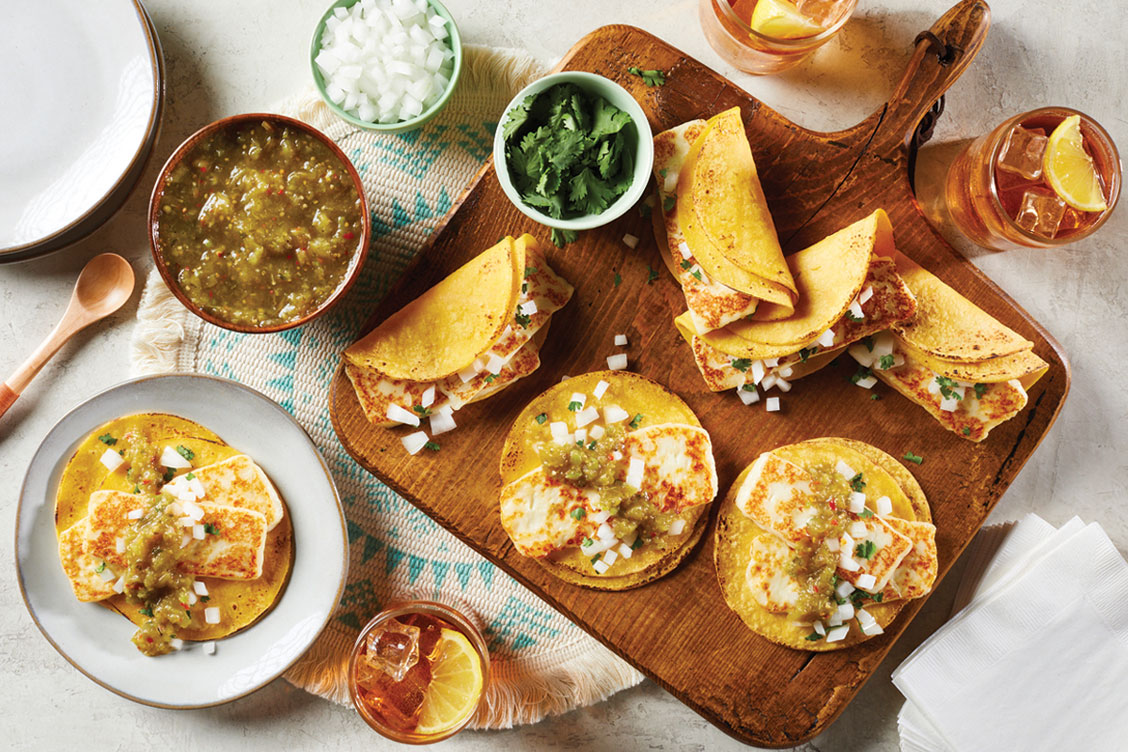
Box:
[2,1,1124,750]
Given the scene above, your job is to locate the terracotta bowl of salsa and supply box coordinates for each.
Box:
[149,113,370,332]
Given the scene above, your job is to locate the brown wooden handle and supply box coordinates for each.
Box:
[0,383,18,421]
[874,0,991,151]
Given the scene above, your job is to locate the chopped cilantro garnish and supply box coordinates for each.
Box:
[659,168,668,178]
[185,472,195,480]
[176,445,194,461]
[582,537,594,547]
[680,258,693,270]
[521,282,528,293]
[863,336,875,352]
[501,82,636,223]
[139,607,153,617]
[855,540,876,559]
[860,508,874,518]
[850,366,873,384]
[629,413,643,429]
[576,440,584,447]
[535,412,548,425]
[484,374,497,383]
[662,195,676,212]
[627,66,666,86]
[551,228,578,247]
[200,596,210,603]
[591,554,602,564]
[638,201,651,218]
[646,265,659,284]
[98,433,117,446]
[570,507,587,521]
[424,441,441,452]
[845,309,863,322]
[805,632,823,642]
[799,347,817,363]
[962,426,971,436]
[903,451,924,465]
[741,384,756,392]
[587,440,597,450]
[567,400,582,412]
[690,269,703,281]
[878,354,895,370]
[95,561,106,573]
[118,449,125,456]
[631,537,644,550]
[613,271,622,287]
[412,405,432,417]
[515,311,531,328]
[133,486,141,494]
[935,375,961,400]
[731,358,752,372]
[849,473,866,493]
[204,523,221,535]
[524,266,538,277]
[870,393,881,401]
[974,383,988,399]
[162,467,177,483]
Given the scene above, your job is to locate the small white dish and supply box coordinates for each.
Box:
[0,0,162,259]
[16,374,348,708]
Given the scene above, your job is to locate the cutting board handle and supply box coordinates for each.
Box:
[874,0,991,152]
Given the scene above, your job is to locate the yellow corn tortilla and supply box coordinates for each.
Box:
[894,334,1048,388]
[677,107,796,310]
[715,438,933,651]
[344,236,525,381]
[54,413,292,643]
[499,371,714,590]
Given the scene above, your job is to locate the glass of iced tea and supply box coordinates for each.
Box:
[348,601,489,744]
[945,106,1120,251]
[699,0,858,75]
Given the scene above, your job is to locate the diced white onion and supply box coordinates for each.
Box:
[836,579,856,599]
[836,602,855,622]
[737,385,759,405]
[386,402,421,426]
[194,581,209,596]
[603,405,630,423]
[611,450,623,461]
[848,300,865,320]
[836,460,856,479]
[825,536,840,553]
[860,619,884,636]
[618,543,634,559]
[420,385,435,408]
[763,357,780,368]
[589,424,606,440]
[613,334,628,347]
[622,234,639,249]
[775,378,792,393]
[112,576,126,594]
[573,429,587,444]
[855,376,878,389]
[97,565,115,582]
[127,508,144,520]
[625,457,645,489]
[591,510,611,524]
[939,396,959,412]
[603,548,619,565]
[778,366,793,378]
[115,537,125,554]
[825,625,850,643]
[856,608,877,628]
[485,352,506,375]
[575,406,599,428]
[178,516,195,528]
[592,559,611,574]
[849,344,875,368]
[160,446,192,470]
[429,408,456,435]
[183,500,205,521]
[169,638,184,651]
[813,620,826,636]
[606,353,628,371]
[760,373,778,392]
[188,477,207,499]
[569,392,587,409]
[848,521,867,539]
[401,431,429,455]
[187,591,197,606]
[876,496,893,516]
[193,524,206,540]
[669,519,686,536]
[592,380,610,400]
[204,607,221,625]
[203,641,217,655]
[928,376,942,395]
[457,361,480,384]
[855,573,877,591]
[549,421,571,444]
[817,329,836,348]
[519,300,538,316]
[858,286,874,305]
[872,332,895,358]
[677,242,691,259]
[750,360,766,385]
[765,397,780,412]
[99,449,125,472]
[848,491,866,514]
[839,554,861,572]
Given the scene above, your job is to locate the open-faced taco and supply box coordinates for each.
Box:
[499,371,718,590]
[55,413,292,656]
[715,438,937,650]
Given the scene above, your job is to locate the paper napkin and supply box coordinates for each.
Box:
[893,515,1128,752]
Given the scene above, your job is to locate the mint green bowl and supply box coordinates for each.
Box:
[493,72,655,231]
[310,0,462,134]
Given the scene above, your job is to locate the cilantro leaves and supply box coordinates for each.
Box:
[855,540,876,560]
[502,83,636,223]
[551,228,578,248]
[98,433,117,446]
[627,67,666,86]
[903,451,924,465]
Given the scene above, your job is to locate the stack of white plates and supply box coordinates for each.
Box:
[0,0,164,263]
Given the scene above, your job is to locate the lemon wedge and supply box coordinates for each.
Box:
[415,629,484,736]
[1043,115,1108,212]
[749,0,825,39]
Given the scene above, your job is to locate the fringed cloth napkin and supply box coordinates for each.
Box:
[130,45,644,728]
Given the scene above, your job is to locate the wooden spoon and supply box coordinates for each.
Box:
[0,253,135,419]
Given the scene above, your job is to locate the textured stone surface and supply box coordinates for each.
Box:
[1,1,1123,749]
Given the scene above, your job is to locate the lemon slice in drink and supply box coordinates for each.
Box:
[415,629,484,736]
[749,0,825,39]
[1043,115,1108,212]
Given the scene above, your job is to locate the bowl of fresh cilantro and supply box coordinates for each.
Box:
[493,72,654,244]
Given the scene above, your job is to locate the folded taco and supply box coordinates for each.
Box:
[343,234,573,432]
[714,438,937,651]
[498,371,718,590]
[676,210,918,398]
[848,257,1049,441]
[651,107,797,332]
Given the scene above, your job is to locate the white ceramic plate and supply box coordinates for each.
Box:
[0,0,161,255]
[16,375,348,708]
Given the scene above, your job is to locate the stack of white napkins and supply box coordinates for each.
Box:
[893,514,1128,751]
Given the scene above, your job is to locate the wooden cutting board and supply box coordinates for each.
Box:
[329,1,1069,745]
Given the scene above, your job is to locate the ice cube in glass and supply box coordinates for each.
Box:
[796,0,844,27]
[364,618,421,682]
[1015,189,1067,237]
[997,126,1047,180]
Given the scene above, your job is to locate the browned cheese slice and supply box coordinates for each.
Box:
[837,516,913,593]
[191,455,284,530]
[879,517,938,601]
[745,534,802,613]
[733,451,818,545]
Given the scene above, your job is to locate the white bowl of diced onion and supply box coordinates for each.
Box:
[310,0,462,133]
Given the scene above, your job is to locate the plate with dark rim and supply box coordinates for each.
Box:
[16,374,347,708]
